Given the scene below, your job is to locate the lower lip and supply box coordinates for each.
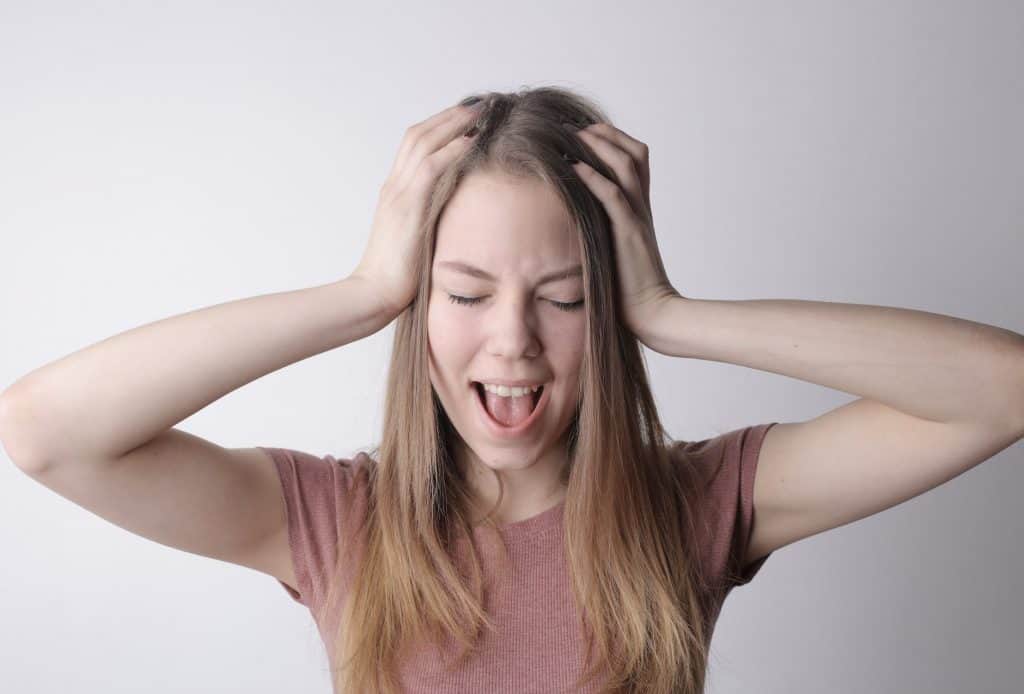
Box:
[472,382,549,440]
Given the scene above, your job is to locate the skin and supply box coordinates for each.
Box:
[427,168,585,525]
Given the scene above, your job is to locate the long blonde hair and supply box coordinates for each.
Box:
[319,86,716,693]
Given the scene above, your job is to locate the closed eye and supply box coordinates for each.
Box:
[446,294,584,312]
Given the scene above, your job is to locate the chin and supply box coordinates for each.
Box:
[466,446,544,472]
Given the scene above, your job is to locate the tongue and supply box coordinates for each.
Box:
[483,389,535,427]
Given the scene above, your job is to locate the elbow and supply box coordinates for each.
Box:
[0,385,54,473]
[1011,365,1024,437]
[988,333,1024,436]
[1013,342,1024,434]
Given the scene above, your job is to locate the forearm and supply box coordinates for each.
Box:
[646,296,1024,426]
[0,274,396,465]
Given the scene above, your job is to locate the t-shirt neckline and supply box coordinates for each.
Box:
[473,496,566,543]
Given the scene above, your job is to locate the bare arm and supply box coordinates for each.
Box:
[0,273,396,469]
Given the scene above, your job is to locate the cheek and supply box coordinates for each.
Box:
[552,325,585,400]
[544,317,585,362]
[427,305,478,370]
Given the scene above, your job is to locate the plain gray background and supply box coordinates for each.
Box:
[2,1,1022,692]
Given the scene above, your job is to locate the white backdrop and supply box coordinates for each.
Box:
[2,1,1022,692]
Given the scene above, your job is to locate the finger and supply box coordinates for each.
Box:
[389,104,462,177]
[406,126,479,199]
[584,123,650,202]
[573,159,672,288]
[570,159,642,239]
[390,103,481,190]
[574,127,650,226]
[578,123,651,215]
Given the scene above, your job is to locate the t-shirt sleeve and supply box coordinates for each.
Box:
[257,446,363,611]
[679,422,779,592]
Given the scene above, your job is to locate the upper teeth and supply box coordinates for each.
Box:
[480,383,542,397]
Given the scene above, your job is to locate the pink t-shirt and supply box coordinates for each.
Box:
[260,421,777,692]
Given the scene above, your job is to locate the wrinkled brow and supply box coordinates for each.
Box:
[435,260,582,286]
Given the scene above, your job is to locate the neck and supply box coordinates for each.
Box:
[457,440,570,525]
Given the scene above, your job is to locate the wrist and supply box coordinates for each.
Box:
[339,274,402,331]
[639,294,694,358]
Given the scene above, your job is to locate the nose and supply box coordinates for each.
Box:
[485,295,541,359]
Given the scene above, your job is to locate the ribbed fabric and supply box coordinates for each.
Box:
[260,421,777,692]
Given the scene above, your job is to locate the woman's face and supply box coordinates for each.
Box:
[427,170,585,479]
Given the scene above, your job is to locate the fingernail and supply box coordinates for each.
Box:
[464,125,479,138]
[463,96,483,108]
[562,152,579,164]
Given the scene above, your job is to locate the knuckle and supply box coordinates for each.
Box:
[407,141,426,163]
[418,156,440,178]
[386,191,409,217]
[380,182,401,205]
[402,122,423,142]
[610,149,630,167]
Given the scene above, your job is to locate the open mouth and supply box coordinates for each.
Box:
[473,382,544,411]
[472,381,545,429]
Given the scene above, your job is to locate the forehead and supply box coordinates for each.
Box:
[434,170,578,270]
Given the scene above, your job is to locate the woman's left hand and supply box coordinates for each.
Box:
[569,122,682,345]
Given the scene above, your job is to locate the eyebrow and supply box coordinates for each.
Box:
[435,260,583,286]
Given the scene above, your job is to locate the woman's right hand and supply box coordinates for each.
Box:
[351,100,483,316]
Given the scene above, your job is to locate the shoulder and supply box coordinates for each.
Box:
[259,447,375,486]
[258,446,376,528]
[668,423,776,487]
[668,423,778,590]
[258,446,377,608]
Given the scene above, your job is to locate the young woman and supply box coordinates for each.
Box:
[3,87,1023,694]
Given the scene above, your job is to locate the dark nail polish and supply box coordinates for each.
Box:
[464,125,478,138]
[463,96,482,107]
[562,152,579,164]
